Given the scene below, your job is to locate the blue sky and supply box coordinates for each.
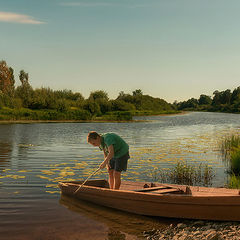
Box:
[1,0,240,103]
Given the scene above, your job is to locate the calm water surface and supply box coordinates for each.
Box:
[0,112,240,240]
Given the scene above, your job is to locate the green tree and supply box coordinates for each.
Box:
[111,99,135,111]
[30,87,59,109]
[0,60,15,95]
[117,92,134,103]
[19,70,29,86]
[132,89,143,96]
[83,100,101,116]
[198,94,212,105]
[89,90,109,101]
[187,98,198,108]
[117,91,126,99]
[212,90,221,106]
[177,98,198,110]
[15,70,33,108]
[56,99,69,112]
[88,90,110,114]
[212,89,231,106]
[222,89,231,105]
[231,87,240,105]
[55,89,84,101]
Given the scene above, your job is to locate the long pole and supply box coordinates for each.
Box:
[74,168,100,194]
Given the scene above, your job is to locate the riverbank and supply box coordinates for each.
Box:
[143,220,240,240]
[0,111,185,124]
[0,119,142,124]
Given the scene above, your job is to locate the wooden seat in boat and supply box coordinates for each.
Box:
[133,186,183,194]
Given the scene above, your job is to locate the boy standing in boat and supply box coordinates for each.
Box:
[87,131,130,190]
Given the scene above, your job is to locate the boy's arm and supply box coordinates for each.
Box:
[100,145,114,169]
[103,149,108,158]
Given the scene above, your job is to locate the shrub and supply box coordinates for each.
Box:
[111,100,136,111]
[66,109,92,120]
[82,100,101,116]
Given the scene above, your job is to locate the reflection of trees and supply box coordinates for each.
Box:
[0,124,15,170]
[17,144,30,162]
[16,124,37,169]
[0,142,12,167]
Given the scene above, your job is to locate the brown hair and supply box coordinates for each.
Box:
[87,131,100,142]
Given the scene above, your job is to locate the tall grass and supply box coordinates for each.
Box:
[146,161,214,186]
[227,174,240,189]
[221,134,240,160]
[221,134,240,175]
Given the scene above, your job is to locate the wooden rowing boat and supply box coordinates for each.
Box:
[58,179,240,221]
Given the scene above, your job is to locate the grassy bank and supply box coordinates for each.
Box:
[0,107,91,121]
[0,107,181,122]
[130,110,182,116]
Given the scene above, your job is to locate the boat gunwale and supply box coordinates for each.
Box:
[58,180,240,205]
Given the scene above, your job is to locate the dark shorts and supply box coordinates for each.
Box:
[109,152,130,172]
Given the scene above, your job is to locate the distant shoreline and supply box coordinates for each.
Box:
[0,111,188,124]
[143,111,189,117]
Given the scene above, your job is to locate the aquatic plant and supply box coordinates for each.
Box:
[146,161,214,186]
[230,150,240,174]
[221,134,240,159]
[221,134,240,175]
[227,174,240,189]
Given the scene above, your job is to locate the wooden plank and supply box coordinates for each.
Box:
[149,189,182,194]
[133,186,172,192]
[191,191,240,196]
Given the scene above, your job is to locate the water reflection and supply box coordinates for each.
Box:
[59,194,178,239]
[0,125,14,170]
[0,142,12,166]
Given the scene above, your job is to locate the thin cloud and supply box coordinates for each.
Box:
[0,11,45,24]
[61,2,147,8]
[61,2,119,7]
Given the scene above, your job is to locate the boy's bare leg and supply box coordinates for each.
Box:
[108,169,114,189]
[113,170,121,190]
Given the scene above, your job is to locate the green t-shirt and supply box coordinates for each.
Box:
[100,133,129,158]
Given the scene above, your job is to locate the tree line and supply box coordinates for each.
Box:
[175,88,240,113]
[3,60,238,120]
[0,60,175,121]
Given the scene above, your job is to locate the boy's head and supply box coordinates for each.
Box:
[87,131,101,147]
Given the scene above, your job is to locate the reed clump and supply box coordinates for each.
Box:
[146,161,214,186]
[221,134,240,175]
[227,174,240,189]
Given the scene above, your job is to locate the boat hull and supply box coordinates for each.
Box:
[58,180,240,221]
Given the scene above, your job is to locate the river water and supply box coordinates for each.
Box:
[0,112,240,240]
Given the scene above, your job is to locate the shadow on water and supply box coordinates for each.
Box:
[59,194,181,239]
